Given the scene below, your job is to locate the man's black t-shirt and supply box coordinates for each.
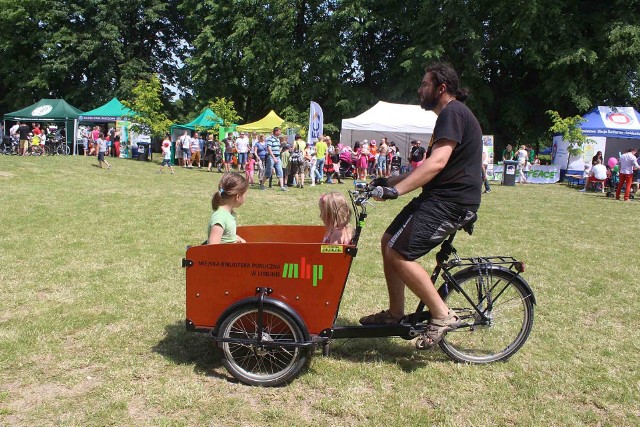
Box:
[421,100,482,207]
[18,124,30,140]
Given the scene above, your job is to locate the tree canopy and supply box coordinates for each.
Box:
[0,0,638,150]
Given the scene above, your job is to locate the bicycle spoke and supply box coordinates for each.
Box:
[440,268,534,363]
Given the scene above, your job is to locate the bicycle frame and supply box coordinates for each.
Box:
[318,189,534,343]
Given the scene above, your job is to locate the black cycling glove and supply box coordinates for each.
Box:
[369,177,389,188]
[371,186,399,200]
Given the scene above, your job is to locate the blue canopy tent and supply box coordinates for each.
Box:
[552,106,640,173]
[580,106,640,139]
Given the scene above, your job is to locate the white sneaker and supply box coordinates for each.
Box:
[579,188,586,192]
[310,183,316,187]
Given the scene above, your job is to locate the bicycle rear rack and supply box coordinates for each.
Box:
[443,256,525,273]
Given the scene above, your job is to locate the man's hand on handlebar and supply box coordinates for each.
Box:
[370,186,399,200]
[369,177,389,188]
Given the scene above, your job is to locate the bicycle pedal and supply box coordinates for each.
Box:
[413,336,436,351]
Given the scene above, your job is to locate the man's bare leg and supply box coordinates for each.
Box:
[382,233,449,320]
[381,233,406,318]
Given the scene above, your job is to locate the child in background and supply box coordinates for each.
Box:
[280,143,290,186]
[355,141,369,180]
[159,135,175,174]
[288,144,304,188]
[245,152,256,185]
[319,192,353,245]
[207,173,249,244]
[97,132,111,169]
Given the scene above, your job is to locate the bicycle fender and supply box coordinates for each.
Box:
[212,297,311,339]
[440,265,536,305]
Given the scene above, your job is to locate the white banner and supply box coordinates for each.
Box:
[598,106,640,130]
[308,101,323,145]
[552,135,607,172]
[482,135,494,174]
[489,165,560,184]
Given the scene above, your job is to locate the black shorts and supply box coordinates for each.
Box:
[289,163,301,175]
[386,197,477,261]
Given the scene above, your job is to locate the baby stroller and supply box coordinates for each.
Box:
[390,153,402,176]
[339,150,355,178]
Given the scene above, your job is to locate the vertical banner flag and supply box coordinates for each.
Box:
[308,101,323,146]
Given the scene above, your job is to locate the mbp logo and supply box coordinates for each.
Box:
[282,257,323,287]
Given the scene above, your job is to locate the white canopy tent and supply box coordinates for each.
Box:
[340,101,437,158]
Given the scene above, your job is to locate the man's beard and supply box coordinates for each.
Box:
[420,89,438,111]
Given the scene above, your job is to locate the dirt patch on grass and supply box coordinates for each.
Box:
[0,171,14,178]
[3,375,101,424]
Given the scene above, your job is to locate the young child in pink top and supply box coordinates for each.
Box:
[245,152,256,184]
[319,192,353,245]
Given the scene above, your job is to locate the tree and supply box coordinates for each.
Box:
[123,76,172,138]
[0,0,185,112]
[546,110,594,172]
[207,97,241,129]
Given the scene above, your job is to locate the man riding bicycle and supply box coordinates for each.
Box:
[360,62,483,347]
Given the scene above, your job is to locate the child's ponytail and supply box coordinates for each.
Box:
[212,172,249,211]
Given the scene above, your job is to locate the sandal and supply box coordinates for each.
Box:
[415,310,462,349]
[359,309,403,325]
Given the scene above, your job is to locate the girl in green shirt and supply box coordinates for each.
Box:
[207,173,249,244]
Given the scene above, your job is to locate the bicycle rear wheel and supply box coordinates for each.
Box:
[438,267,534,363]
[218,305,310,386]
[60,144,70,155]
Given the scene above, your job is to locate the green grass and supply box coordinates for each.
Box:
[1,155,639,426]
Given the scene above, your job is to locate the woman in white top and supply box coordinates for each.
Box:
[516,145,528,183]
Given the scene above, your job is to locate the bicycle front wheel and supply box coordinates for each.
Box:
[218,305,310,386]
[439,267,534,363]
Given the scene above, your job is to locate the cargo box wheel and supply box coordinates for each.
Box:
[218,304,310,386]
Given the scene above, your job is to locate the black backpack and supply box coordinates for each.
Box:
[290,150,303,166]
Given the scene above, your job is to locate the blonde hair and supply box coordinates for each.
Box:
[212,172,248,211]
[319,192,351,229]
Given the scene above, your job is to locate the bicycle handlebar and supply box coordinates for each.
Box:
[349,182,377,207]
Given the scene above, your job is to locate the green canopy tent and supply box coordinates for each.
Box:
[80,98,138,155]
[170,109,228,163]
[80,98,136,122]
[3,99,83,153]
[170,108,224,135]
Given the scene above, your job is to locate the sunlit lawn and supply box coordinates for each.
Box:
[1,155,639,426]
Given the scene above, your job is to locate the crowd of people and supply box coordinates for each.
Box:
[3,121,121,162]
[168,127,406,189]
[501,143,540,184]
[6,121,66,156]
[579,148,640,201]
[78,125,122,158]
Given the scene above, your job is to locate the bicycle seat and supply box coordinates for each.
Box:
[456,210,477,235]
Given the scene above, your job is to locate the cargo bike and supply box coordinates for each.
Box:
[183,184,536,386]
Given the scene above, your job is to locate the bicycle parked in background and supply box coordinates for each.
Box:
[1,136,19,155]
[45,136,70,155]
